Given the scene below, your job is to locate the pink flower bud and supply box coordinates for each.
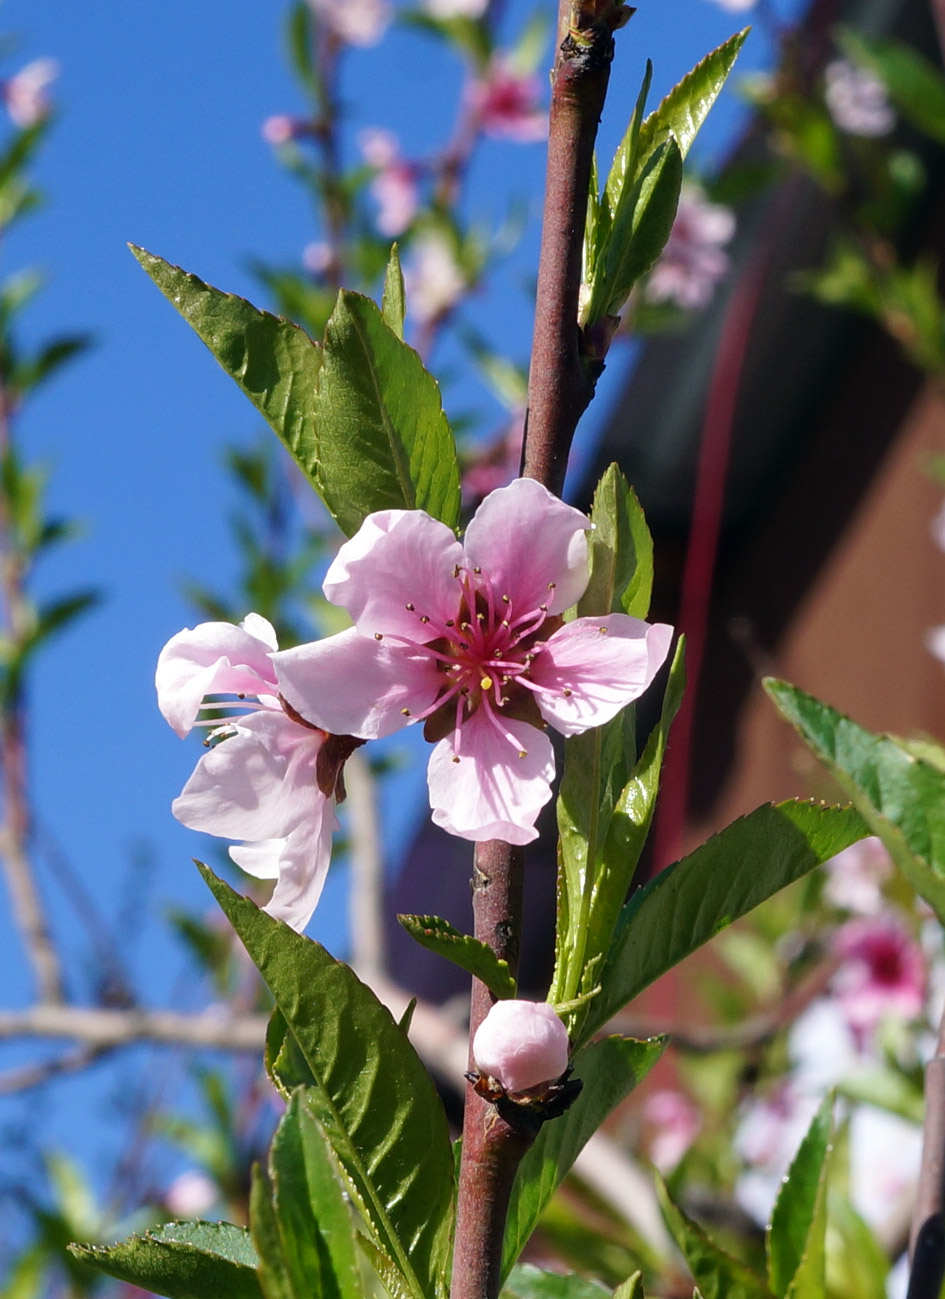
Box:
[473,999,569,1093]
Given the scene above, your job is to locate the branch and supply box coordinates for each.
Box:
[345,752,387,982]
[0,1004,269,1052]
[907,1004,945,1299]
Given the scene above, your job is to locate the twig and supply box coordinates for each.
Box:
[0,1004,269,1052]
[345,752,387,982]
[907,1003,945,1298]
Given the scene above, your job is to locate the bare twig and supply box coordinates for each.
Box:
[907,1004,945,1299]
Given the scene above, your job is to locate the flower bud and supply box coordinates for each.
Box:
[472,999,569,1094]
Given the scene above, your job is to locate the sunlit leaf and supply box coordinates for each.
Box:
[398,914,516,998]
[70,1222,262,1299]
[656,1175,774,1299]
[767,1095,833,1297]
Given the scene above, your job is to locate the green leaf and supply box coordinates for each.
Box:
[382,245,406,340]
[577,465,654,622]
[397,914,516,999]
[199,865,453,1299]
[655,1175,774,1299]
[504,1264,611,1299]
[313,290,460,536]
[612,1276,644,1299]
[636,30,749,166]
[501,1036,666,1279]
[131,247,324,495]
[764,679,945,923]
[837,29,945,144]
[587,135,682,323]
[767,1095,833,1297]
[260,1091,364,1299]
[70,1222,262,1299]
[603,61,653,219]
[581,800,867,1042]
[251,1164,295,1299]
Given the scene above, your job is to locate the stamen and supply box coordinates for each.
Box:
[598,626,607,634]
[406,602,415,611]
[480,676,493,690]
[401,708,411,716]
[375,633,383,641]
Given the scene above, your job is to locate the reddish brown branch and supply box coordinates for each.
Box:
[907,1007,945,1299]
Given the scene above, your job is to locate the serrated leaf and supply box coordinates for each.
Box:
[131,247,324,497]
[252,1164,295,1299]
[764,679,945,923]
[382,245,406,340]
[313,290,460,536]
[767,1095,833,1296]
[398,914,516,998]
[603,61,653,219]
[501,1035,666,1279]
[199,865,453,1299]
[837,29,945,144]
[578,465,654,622]
[504,1263,611,1299]
[70,1221,262,1299]
[655,1174,774,1299]
[580,801,867,1043]
[636,30,749,166]
[587,135,682,323]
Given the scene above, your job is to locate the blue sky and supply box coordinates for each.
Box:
[0,0,784,1237]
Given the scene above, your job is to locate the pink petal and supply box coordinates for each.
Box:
[463,479,589,616]
[473,1000,569,1092]
[531,615,673,737]
[156,617,279,737]
[324,509,464,641]
[274,627,442,739]
[426,710,554,844]
[231,810,339,933]
[172,711,321,841]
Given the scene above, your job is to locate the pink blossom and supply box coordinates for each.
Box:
[303,241,334,275]
[156,613,341,932]
[824,60,894,138]
[359,129,418,237]
[831,917,925,1044]
[473,999,569,1092]
[468,58,548,143]
[405,233,467,326]
[705,0,757,11]
[822,835,892,915]
[645,187,735,311]
[164,1170,217,1217]
[643,1089,700,1172]
[427,0,489,14]
[3,58,58,129]
[262,114,308,146]
[274,478,672,844]
[308,0,391,47]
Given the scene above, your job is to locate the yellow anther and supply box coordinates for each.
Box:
[480,676,493,691]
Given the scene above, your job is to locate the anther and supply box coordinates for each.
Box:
[518,750,527,759]
[598,626,607,634]
[501,594,510,603]
[446,619,455,627]
[420,615,430,624]
[237,692,246,699]
[374,633,383,641]
[480,676,493,690]
[401,708,411,716]
[501,619,510,628]
[547,581,556,590]
[452,755,460,764]
[473,566,482,574]
[563,688,572,697]
[539,604,548,612]
[452,565,461,578]
[477,612,485,622]
[406,602,415,611]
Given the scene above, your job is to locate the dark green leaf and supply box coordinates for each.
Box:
[764,679,945,923]
[31,590,100,645]
[199,865,453,1299]
[505,1264,610,1299]
[398,915,516,999]
[131,247,324,497]
[767,1095,833,1296]
[313,290,460,536]
[656,1175,774,1299]
[13,333,92,394]
[383,245,406,340]
[287,3,316,87]
[582,800,867,1041]
[70,1222,262,1299]
[501,1036,666,1279]
[838,29,945,144]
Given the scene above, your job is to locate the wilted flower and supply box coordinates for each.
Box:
[359,128,419,237]
[473,999,570,1092]
[824,59,894,138]
[831,917,925,1045]
[645,186,736,310]
[156,614,347,932]
[822,835,892,915]
[3,58,58,129]
[468,57,547,142]
[643,1090,701,1172]
[308,0,392,47]
[164,1170,217,1218]
[274,478,672,843]
[404,232,467,326]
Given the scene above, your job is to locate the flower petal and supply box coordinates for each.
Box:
[463,478,590,616]
[324,509,464,641]
[531,615,673,737]
[156,618,279,737]
[230,808,339,934]
[172,711,321,841]
[274,627,441,739]
[426,710,554,844]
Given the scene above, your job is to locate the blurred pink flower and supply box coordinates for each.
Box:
[706,0,757,10]
[461,415,525,508]
[156,613,342,932]
[822,835,892,915]
[824,59,894,138]
[303,241,335,275]
[473,999,569,1092]
[274,478,673,844]
[165,1170,217,1218]
[468,57,548,142]
[643,1089,701,1172]
[3,58,57,129]
[405,233,467,326]
[359,128,419,237]
[427,0,489,13]
[262,114,308,145]
[308,0,392,47]
[831,917,925,1044]
[645,187,735,310]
